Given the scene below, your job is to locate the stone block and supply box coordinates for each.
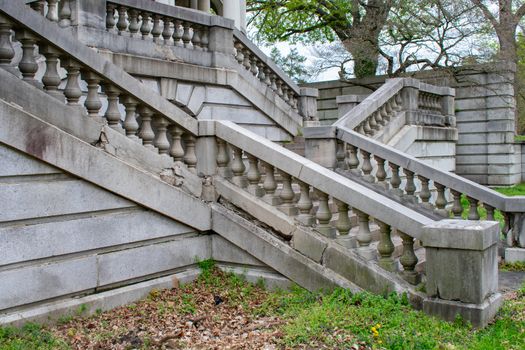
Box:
[505,248,525,263]
[291,228,328,263]
[211,235,265,266]
[0,144,59,177]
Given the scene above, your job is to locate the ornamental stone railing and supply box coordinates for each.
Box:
[199,119,501,327]
[1,1,200,172]
[24,0,308,121]
[334,78,455,143]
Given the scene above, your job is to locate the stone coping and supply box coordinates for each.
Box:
[109,0,234,28]
[1,0,199,135]
[422,220,500,251]
[304,124,525,213]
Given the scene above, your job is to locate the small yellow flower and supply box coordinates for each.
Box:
[378,340,383,344]
[376,323,382,329]
[371,326,377,332]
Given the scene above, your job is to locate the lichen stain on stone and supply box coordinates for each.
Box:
[25,125,51,160]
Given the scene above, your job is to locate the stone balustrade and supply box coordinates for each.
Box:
[26,0,72,28]
[0,6,199,172]
[334,78,455,139]
[232,30,300,113]
[305,123,525,250]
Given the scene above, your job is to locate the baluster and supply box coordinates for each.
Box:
[121,96,139,141]
[82,71,102,119]
[183,134,197,173]
[261,162,279,205]
[242,49,251,70]
[374,156,388,189]
[250,55,258,76]
[403,169,417,203]
[138,106,156,150]
[334,198,351,235]
[162,17,173,45]
[276,80,284,96]
[434,183,449,217]
[399,232,420,284]
[40,45,63,101]
[279,171,297,216]
[192,25,202,50]
[116,6,128,35]
[151,14,163,43]
[257,61,266,82]
[369,114,379,131]
[467,196,480,220]
[394,93,403,111]
[484,204,495,221]
[128,10,140,37]
[234,42,244,64]
[173,20,183,46]
[354,209,374,260]
[385,99,394,117]
[0,15,15,67]
[16,31,38,83]
[376,220,395,271]
[263,67,272,86]
[231,146,247,188]
[361,150,374,183]
[216,138,230,178]
[389,163,403,197]
[296,181,315,226]
[103,84,123,132]
[363,119,373,136]
[170,126,185,162]
[315,190,335,238]
[357,123,365,135]
[346,145,361,176]
[62,59,83,106]
[140,12,152,40]
[336,140,346,170]
[270,74,278,91]
[380,105,390,122]
[106,4,116,31]
[503,212,513,246]
[246,153,263,197]
[450,190,463,219]
[152,116,170,155]
[374,110,385,127]
[58,0,72,28]
[182,22,192,48]
[46,0,59,22]
[200,27,209,51]
[418,176,432,210]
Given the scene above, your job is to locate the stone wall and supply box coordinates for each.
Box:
[305,62,520,186]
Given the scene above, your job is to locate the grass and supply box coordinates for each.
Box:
[493,182,525,197]
[1,262,524,349]
[514,134,525,142]
[500,261,525,272]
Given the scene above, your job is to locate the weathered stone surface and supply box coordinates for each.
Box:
[291,228,328,263]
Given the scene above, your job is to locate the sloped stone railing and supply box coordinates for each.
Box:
[305,122,525,249]
[232,30,300,113]
[204,120,501,327]
[1,1,200,172]
[25,0,73,28]
[334,78,455,141]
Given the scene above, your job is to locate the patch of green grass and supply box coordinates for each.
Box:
[178,293,197,315]
[493,182,525,197]
[500,261,525,272]
[0,323,69,350]
[514,134,525,142]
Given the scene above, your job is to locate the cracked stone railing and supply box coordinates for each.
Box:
[232,30,300,113]
[334,78,455,141]
[305,122,525,250]
[202,119,501,326]
[1,1,200,172]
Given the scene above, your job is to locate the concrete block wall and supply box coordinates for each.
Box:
[0,143,275,314]
[305,62,521,186]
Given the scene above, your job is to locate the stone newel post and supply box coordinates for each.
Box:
[299,87,319,127]
[422,220,502,328]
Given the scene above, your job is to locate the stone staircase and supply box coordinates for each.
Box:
[0,0,506,328]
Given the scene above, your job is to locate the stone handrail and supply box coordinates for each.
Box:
[334,78,455,138]
[232,29,300,112]
[1,0,200,170]
[332,124,524,247]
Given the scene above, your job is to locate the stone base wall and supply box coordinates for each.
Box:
[304,62,520,186]
[0,144,279,316]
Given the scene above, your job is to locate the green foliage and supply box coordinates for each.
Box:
[0,323,69,350]
[269,47,309,83]
[493,183,525,197]
[500,261,525,272]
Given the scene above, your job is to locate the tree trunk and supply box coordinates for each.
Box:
[343,38,380,79]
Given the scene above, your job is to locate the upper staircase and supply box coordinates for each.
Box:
[0,0,510,328]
